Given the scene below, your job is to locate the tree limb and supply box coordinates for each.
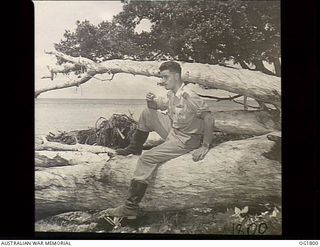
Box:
[41,75,53,80]
[233,99,261,109]
[197,93,243,102]
[35,72,96,98]
[37,51,281,107]
[91,74,115,82]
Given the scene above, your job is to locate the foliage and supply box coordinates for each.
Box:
[54,20,142,62]
[35,204,281,235]
[54,0,280,76]
[117,1,280,65]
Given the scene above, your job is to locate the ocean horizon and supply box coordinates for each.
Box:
[35,97,248,136]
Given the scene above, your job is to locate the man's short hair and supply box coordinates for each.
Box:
[159,61,182,74]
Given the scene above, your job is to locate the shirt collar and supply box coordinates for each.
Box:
[175,83,186,98]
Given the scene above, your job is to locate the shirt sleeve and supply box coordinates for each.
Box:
[182,89,211,119]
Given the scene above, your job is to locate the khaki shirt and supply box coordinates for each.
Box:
[155,83,211,144]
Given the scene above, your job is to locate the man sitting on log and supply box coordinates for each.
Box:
[104,61,214,219]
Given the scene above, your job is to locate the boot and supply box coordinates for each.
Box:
[116,129,149,156]
[103,180,148,219]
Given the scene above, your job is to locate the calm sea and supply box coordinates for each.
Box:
[35,98,245,136]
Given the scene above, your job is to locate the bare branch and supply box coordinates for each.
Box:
[91,73,115,82]
[243,96,248,110]
[149,51,163,60]
[41,76,53,80]
[128,110,134,119]
[233,99,261,109]
[256,100,269,110]
[107,73,115,81]
[35,72,96,98]
[197,93,243,102]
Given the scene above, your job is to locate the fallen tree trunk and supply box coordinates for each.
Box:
[35,133,281,220]
[35,139,115,154]
[36,51,281,107]
[35,151,111,169]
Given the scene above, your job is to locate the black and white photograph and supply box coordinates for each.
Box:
[34,0,282,235]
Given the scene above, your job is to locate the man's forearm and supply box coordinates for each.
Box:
[202,113,214,147]
[192,112,214,161]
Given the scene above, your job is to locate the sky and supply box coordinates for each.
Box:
[34,1,237,99]
[34,1,163,99]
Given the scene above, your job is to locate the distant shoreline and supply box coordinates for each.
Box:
[35,97,146,100]
[35,97,256,101]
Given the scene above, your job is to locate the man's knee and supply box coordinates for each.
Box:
[138,150,157,166]
[138,108,157,132]
[141,108,156,119]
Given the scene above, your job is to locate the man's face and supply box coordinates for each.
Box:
[159,70,179,91]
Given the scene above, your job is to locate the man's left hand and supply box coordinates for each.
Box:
[192,146,210,162]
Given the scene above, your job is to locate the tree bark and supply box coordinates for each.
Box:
[36,51,281,107]
[212,110,280,135]
[35,133,281,220]
[35,138,115,154]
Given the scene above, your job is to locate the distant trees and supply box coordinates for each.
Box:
[54,0,280,76]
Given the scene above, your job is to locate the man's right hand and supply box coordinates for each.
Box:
[146,92,158,109]
[146,92,156,101]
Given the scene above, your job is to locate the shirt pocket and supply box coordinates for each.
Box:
[174,101,194,126]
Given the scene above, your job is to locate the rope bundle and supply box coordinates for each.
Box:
[46,114,137,148]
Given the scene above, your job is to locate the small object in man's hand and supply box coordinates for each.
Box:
[146,92,157,109]
[147,100,157,109]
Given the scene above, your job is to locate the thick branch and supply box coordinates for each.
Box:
[37,52,281,107]
[95,60,281,106]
